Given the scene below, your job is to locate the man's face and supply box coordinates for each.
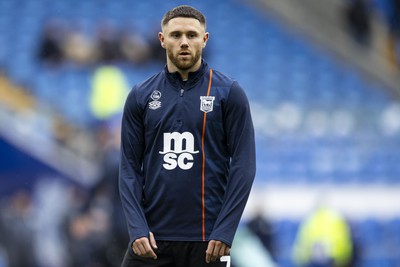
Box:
[159,17,208,73]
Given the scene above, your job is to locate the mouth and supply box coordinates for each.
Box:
[179,51,191,56]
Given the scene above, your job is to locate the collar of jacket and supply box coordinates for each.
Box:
[164,59,209,89]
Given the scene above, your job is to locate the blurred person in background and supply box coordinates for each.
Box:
[247,209,276,261]
[344,0,372,47]
[386,0,400,69]
[92,119,129,265]
[95,22,123,64]
[33,178,73,267]
[0,190,36,267]
[291,205,353,267]
[37,19,66,67]
[66,201,112,267]
[146,26,166,64]
[89,22,130,129]
[65,173,125,267]
[89,64,129,124]
[119,5,255,267]
[118,26,152,65]
[63,22,97,67]
[0,247,6,267]
[231,226,276,267]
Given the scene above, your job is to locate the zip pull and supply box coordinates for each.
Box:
[180,88,184,97]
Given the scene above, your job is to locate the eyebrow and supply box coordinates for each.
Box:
[169,30,199,36]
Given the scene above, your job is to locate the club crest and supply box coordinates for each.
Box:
[200,96,215,113]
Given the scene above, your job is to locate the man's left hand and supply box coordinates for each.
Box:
[205,240,230,263]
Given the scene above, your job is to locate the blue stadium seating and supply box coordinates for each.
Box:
[2,1,400,266]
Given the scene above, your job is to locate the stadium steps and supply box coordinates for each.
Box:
[0,74,36,112]
[246,0,400,95]
[0,74,100,187]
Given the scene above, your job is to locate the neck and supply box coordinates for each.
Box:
[177,70,190,81]
[167,59,202,80]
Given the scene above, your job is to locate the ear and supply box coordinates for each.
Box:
[203,32,209,48]
[158,32,165,48]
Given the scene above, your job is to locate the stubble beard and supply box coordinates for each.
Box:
[168,49,202,71]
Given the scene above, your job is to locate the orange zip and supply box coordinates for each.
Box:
[201,68,213,241]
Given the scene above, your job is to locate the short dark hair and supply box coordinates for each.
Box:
[161,5,206,28]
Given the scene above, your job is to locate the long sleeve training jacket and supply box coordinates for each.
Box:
[119,60,256,247]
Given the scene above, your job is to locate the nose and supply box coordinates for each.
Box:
[180,35,189,48]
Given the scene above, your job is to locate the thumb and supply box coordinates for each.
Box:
[149,232,158,249]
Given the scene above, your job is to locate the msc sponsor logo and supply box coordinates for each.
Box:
[159,132,199,170]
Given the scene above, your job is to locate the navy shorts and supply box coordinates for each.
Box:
[121,241,229,267]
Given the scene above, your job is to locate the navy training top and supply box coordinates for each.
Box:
[119,60,256,247]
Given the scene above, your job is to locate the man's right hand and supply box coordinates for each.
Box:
[131,232,158,259]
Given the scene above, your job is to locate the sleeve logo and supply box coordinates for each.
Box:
[149,90,162,110]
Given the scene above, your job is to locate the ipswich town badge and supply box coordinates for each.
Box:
[200,96,215,113]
